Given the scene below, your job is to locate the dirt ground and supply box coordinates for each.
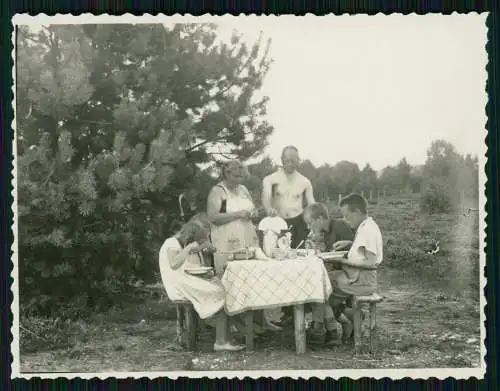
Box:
[20,268,481,373]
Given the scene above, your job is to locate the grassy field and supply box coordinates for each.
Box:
[19,195,482,373]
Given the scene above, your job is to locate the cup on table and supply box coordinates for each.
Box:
[271,248,287,260]
[287,249,298,259]
[213,252,232,276]
[297,249,316,258]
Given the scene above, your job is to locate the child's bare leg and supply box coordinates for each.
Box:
[214,311,228,345]
[330,297,353,342]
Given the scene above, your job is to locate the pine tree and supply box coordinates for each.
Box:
[17,23,273,312]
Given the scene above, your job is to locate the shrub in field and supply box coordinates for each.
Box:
[420,178,455,213]
[420,140,479,214]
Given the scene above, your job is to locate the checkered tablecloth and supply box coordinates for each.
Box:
[221,258,333,315]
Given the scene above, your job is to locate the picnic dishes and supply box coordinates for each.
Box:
[184,266,215,277]
[297,249,317,257]
[232,247,255,260]
[317,250,348,262]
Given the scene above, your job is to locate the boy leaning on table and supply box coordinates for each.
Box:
[304,194,383,345]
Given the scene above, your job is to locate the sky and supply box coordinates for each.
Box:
[17,14,488,171]
[213,15,488,170]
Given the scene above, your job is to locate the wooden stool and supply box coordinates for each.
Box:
[174,300,198,351]
[351,293,384,354]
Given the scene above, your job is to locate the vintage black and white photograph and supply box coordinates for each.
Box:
[11,14,487,378]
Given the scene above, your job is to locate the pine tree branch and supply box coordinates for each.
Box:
[210,48,255,101]
[184,132,228,152]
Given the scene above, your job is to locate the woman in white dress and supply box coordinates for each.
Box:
[207,160,259,252]
[207,160,281,331]
[158,214,244,351]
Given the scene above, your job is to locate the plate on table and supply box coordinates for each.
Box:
[318,251,348,261]
[184,266,214,276]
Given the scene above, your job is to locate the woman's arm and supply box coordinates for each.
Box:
[304,179,316,206]
[207,187,246,225]
[241,186,258,218]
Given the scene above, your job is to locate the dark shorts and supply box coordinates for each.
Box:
[285,214,309,249]
[328,269,376,299]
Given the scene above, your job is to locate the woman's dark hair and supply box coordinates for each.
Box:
[304,202,329,220]
[339,193,368,215]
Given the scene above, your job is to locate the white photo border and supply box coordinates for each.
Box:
[9,12,489,380]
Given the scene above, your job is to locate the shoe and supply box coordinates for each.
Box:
[340,321,354,345]
[213,342,245,352]
[325,330,342,346]
[307,324,326,346]
[274,315,293,327]
[341,312,364,345]
[264,322,283,331]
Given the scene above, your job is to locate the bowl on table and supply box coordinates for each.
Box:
[184,266,215,278]
[232,248,255,260]
[271,248,288,260]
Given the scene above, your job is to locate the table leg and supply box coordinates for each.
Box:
[294,304,306,355]
[245,311,254,350]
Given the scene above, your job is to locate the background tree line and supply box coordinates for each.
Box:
[245,140,479,214]
[16,24,479,316]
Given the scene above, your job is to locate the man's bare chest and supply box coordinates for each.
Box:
[272,181,305,199]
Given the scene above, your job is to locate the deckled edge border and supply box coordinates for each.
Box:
[9,12,489,381]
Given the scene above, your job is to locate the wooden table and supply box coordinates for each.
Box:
[221,259,332,354]
[242,304,307,354]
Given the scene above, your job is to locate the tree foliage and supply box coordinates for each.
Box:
[420,140,479,213]
[17,24,273,312]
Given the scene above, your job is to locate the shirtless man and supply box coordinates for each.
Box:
[262,146,315,249]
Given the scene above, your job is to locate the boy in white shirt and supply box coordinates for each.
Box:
[329,193,383,343]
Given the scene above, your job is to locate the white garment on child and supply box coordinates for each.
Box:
[159,237,225,319]
[258,216,288,257]
[348,217,383,264]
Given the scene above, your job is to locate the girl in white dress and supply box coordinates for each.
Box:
[159,214,244,351]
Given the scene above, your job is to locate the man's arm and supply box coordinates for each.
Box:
[262,175,275,215]
[304,179,315,206]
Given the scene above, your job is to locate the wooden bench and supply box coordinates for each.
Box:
[139,283,200,351]
[173,300,198,351]
[351,292,384,355]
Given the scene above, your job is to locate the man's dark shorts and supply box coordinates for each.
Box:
[285,213,309,249]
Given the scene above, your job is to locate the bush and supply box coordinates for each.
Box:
[420,179,456,213]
